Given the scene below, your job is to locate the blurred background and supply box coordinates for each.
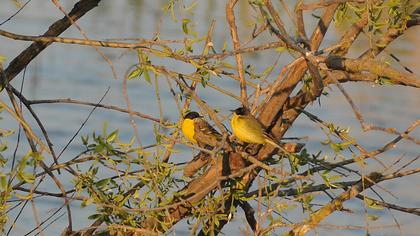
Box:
[0,1,419,235]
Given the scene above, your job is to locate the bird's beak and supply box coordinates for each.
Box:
[229,109,235,112]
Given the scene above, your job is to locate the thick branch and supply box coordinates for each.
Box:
[326,56,420,88]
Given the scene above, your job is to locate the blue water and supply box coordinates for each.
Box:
[0,1,419,235]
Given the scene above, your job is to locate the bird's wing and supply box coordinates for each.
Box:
[194,118,222,149]
[246,116,281,147]
[244,116,266,137]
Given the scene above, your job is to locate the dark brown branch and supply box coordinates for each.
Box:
[4,0,102,83]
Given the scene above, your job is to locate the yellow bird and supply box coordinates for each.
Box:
[231,107,282,149]
[181,111,222,149]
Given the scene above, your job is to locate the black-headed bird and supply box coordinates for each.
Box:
[181,111,222,149]
[231,107,282,149]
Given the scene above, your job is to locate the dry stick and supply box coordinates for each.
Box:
[0,29,149,49]
[58,88,110,159]
[0,98,48,153]
[226,0,248,107]
[23,200,69,236]
[317,223,406,231]
[0,0,32,26]
[279,0,297,29]
[33,212,68,236]
[30,199,44,236]
[156,64,241,99]
[0,27,283,68]
[188,41,285,61]
[9,86,60,171]
[295,2,309,43]
[3,90,74,232]
[298,0,365,11]
[28,97,163,123]
[6,200,29,236]
[122,70,143,149]
[0,65,25,173]
[3,0,102,83]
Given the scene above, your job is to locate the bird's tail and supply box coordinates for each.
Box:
[264,136,281,149]
[264,136,289,153]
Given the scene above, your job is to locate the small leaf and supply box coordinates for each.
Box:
[144,69,151,83]
[182,18,191,34]
[128,67,143,80]
[19,172,35,184]
[88,214,102,220]
[81,135,89,146]
[365,198,384,210]
[275,47,286,53]
[16,193,33,200]
[96,178,110,188]
[367,214,379,221]
[107,130,119,142]
[0,174,7,191]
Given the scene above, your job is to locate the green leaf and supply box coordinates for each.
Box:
[16,193,33,200]
[0,144,7,152]
[144,69,151,83]
[19,172,35,184]
[275,47,286,53]
[365,198,384,210]
[0,174,7,191]
[88,214,102,220]
[182,18,191,34]
[222,40,228,52]
[128,67,143,80]
[94,144,104,153]
[95,178,110,188]
[367,214,379,221]
[107,130,119,142]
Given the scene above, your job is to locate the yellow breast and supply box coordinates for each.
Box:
[182,118,197,144]
[231,114,265,144]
